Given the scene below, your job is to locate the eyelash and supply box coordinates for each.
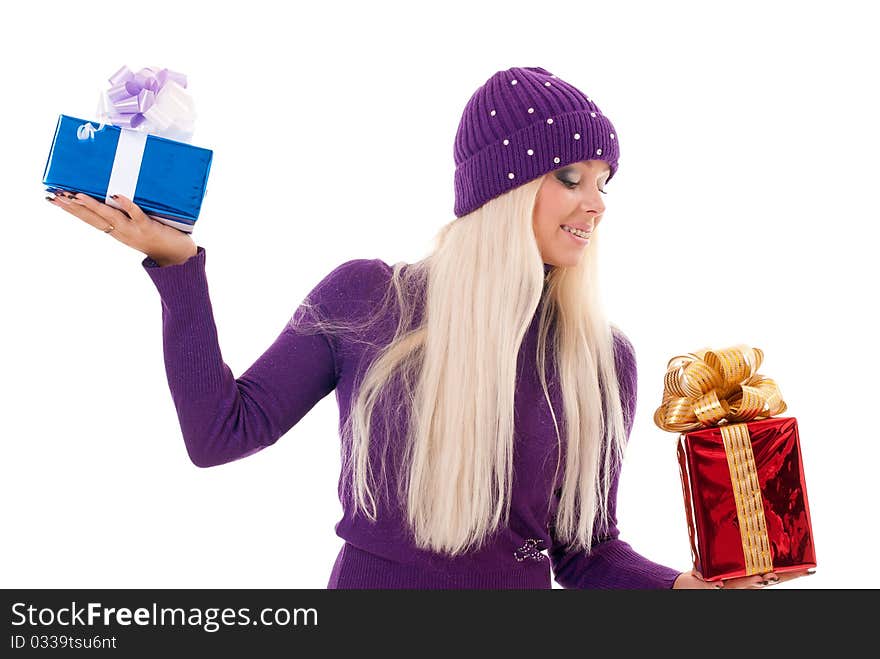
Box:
[561,179,608,194]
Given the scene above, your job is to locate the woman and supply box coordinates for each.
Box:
[47,65,809,589]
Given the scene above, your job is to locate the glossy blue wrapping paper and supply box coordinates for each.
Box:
[42,114,212,233]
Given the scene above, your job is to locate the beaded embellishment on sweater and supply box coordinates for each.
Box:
[514,538,547,562]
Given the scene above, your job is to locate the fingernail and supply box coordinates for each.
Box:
[768,577,779,583]
[111,194,118,199]
[806,569,816,575]
[45,195,54,202]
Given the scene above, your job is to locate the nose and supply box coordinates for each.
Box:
[580,198,604,227]
[579,187,605,216]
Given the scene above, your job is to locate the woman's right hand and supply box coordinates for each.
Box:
[672,567,814,589]
[47,188,198,267]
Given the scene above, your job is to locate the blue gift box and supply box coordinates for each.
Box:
[42,114,213,233]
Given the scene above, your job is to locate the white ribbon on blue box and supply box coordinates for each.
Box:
[106,128,147,209]
[42,114,213,233]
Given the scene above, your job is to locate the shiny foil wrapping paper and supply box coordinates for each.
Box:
[677,416,817,581]
[42,114,212,233]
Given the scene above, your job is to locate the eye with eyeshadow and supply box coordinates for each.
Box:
[558,175,608,194]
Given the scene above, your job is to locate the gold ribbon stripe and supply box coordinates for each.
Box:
[720,422,773,575]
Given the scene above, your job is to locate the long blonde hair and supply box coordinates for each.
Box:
[291,174,629,557]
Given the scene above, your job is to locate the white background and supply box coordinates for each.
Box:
[2,0,876,590]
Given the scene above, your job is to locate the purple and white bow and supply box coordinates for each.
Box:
[80,65,197,143]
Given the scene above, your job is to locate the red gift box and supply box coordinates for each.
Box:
[653,344,817,582]
[676,416,817,581]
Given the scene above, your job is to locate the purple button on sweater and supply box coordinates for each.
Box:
[142,246,681,589]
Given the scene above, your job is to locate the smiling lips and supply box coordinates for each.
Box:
[561,224,592,238]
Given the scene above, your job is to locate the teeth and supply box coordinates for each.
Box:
[562,225,590,239]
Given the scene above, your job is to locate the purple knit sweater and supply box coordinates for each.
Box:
[142,246,682,589]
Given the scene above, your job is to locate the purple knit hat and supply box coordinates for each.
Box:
[453,66,619,218]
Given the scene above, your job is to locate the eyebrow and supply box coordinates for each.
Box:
[562,165,612,176]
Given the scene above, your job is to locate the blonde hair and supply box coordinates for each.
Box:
[291,174,629,558]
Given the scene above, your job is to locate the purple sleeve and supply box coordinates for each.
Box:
[549,329,683,589]
[142,246,339,468]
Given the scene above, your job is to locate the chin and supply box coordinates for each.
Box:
[553,255,583,269]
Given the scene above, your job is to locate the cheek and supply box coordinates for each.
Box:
[535,218,563,250]
[533,182,570,236]
[539,188,568,218]
[538,199,566,230]
[532,209,554,236]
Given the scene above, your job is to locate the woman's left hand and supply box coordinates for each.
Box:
[672,567,814,589]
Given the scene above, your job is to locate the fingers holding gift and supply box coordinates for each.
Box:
[67,192,135,224]
[722,574,770,589]
[762,568,814,586]
[47,190,117,234]
[107,193,152,224]
[720,570,814,589]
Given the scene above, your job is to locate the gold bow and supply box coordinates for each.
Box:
[654,344,788,576]
[653,344,787,433]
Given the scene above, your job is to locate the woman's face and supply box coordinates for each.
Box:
[532,159,610,268]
